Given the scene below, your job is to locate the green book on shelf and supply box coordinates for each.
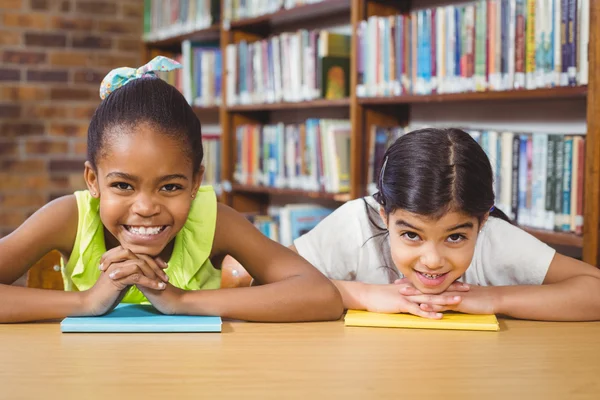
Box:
[320,56,350,100]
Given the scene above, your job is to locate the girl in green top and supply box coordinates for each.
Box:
[0,57,343,323]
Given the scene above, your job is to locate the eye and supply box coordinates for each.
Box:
[400,231,421,242]
[447,233,466,243]
[111,182,132,191]
[161,184,183,192]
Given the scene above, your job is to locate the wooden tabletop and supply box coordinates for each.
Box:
[1,318,599,399]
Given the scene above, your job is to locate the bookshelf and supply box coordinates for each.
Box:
[143,0,600,266]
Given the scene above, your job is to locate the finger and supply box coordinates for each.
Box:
[99,247,137,271]
[154,257,169,269]
[114,273,166,290]
[398,285,421,296]
[107,260,158,281]
[137,254,169,282]
[447,282,470,292]
[420,303,451,313]
[406,294,462,306]
[393,278,411,285]
[403,301,443,319]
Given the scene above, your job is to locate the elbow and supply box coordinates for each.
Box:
[315,278,344,321]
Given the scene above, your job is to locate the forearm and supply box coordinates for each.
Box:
[332,280,367,310]
[496,276,600,321]
[179,275,343,322]
[0,284,85,323]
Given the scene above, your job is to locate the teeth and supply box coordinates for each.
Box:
[127,226,163,235]
[422,272,441,279]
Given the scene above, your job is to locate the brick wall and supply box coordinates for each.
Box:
[0,0,144,237]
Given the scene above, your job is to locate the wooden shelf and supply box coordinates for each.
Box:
[228,0,350,30]
[521,227,583,248]
[232,184,351,202]
[227,98,350,112]
[144,24,221,48]
[358,86,588,105]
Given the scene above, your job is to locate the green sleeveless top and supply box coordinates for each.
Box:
[62,186,222,303]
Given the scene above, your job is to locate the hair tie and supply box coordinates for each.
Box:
[99,55,181,100]
[490,205,495,212]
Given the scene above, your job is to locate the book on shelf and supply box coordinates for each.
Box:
[223,0,327,23]
[245,204,334,246]
[225,29,351,106]
[202,124,222,193]
[356,0,590,98]
[367,125,585,235]
[182,40,222,107]
[143,0,220,42]
[233,119,351,194]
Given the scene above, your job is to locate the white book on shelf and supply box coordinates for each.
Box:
[578,0,589,85]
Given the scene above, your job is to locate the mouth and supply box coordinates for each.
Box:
[122,225,170,245]
[415,270,450,287]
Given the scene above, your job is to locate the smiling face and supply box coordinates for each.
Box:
[380,207,485,294]
[84,122,202,258]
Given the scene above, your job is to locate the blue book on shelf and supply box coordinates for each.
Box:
[61,304,222,333]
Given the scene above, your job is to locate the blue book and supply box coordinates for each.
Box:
[61,304,222,333]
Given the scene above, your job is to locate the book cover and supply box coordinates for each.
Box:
[320,56,350,100]
[61,304,222,333]
[345,310,500,332]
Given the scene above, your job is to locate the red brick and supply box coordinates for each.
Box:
[121,2,143,18]
[0,159,45,174]
[76,0,117,15]
[49,159,85,173]
[0,104,21,118]
[50,87,97,101]
[0,68,20,81]
[117,38,141,52]
[49,123,89,137]
[0,30,21,46]
[2,50,46,64]
[22,104,68,119]
[93,54,140,68]
[50,16,92,30]
[25,139,69,155]
[0,174,48,190]
[0,193,46,208]
[29,0,47,10]
[0,210,28,227]
[0,0,22,9]
[73,140,87,155]
[24,32,66,47]
[96,20,140,35]
[72,35,112,50]
[70,104,98,119]
[50,175,70,190]
[0,142,19,157]
[73,69,105,84]
[49,51,92,67]
[0,86,47,101]
[26,69,68,82]
[2,12,47,28]
[1,122,45,137]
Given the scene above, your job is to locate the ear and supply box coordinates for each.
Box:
[84,161,100,198]
[191,165,204,197]
[478,212,490,232]
[378,206,389,228]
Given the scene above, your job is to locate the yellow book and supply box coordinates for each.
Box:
[344,310,500,332]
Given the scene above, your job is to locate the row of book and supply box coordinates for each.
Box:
[367,126,585,234]
[247,204,333,246]
[233,119,351,193]
[143,0,220,42]
[149,44,223,107]
[202,126,222,192]
[357,0,590,97]
[223,0,326,23]
[225,30,350,105]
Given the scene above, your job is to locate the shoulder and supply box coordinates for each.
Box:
[211,203,254,254]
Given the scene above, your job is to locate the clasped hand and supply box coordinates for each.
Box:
[82,246,184,316]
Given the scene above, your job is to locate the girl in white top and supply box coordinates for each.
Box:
[293,128,600,321]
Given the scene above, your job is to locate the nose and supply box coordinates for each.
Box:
[419,243,445,271]
[131,192,160,217]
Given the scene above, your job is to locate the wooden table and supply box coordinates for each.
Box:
[1,318,599,399]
